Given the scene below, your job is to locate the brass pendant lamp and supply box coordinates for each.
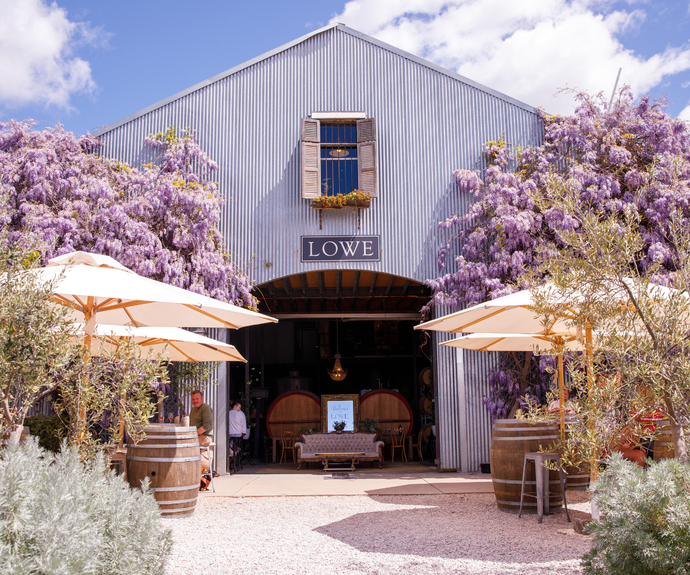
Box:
[328,320,347,382]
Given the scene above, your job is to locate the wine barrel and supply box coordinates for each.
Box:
[360,390,413,435]
[266,391,321,438]
[653,421,689,460]
[564,417,589,491]
[490,419,564,513]
[126,425,200,517]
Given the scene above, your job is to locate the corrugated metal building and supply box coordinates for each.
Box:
[94,23,542,474]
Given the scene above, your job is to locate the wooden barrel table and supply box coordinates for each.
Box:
[126,425,200,516]
[490,419,564,513]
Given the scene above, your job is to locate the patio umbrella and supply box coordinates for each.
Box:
[415,285,576,335]
[440,333,587,437]
[415,279,679,335]
[80,324,247,363]
[36,250,276,440]
[440,333,584,353]
[79,324,247,447]
[38,251,278,331]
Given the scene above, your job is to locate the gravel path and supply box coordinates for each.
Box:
[164,492,592,575]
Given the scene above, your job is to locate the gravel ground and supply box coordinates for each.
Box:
[164,492,592,575]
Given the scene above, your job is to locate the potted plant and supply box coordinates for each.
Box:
[332,420,346,433]
[357,417,379,434]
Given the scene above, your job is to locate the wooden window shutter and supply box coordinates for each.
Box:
[301,118,321,199]
[357,118,377,197]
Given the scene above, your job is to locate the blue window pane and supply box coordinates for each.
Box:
[319,123,359,195]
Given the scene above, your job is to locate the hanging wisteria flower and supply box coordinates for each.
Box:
[427,87,690,417]
[0,121,256,308]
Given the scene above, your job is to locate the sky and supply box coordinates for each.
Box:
[2,0,690,137]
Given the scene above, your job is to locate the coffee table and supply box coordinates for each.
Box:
[315,452,365,472]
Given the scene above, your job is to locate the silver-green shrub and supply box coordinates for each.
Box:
[0,439,171,575]
[582,453,690,575]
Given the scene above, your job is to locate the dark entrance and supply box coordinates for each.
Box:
[227,271,434,461]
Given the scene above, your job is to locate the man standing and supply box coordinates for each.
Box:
[190,390,213,472]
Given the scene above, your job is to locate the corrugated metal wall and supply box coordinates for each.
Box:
[95,24,542,472]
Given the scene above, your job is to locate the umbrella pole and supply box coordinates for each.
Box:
[116,341,125,448]
[559,352,565,440]
[585,321,597,482]
[79,304,95,445]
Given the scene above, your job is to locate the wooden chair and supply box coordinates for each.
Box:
[280,431,297,464]
[263,435,274,463]
[390,430,407,463]
[411,429,424,461]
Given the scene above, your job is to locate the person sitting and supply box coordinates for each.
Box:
[548,388,574,414]
[190,390,214,473]
[614,406,664,467]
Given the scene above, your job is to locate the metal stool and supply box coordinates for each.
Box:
[518,452,570,524]
[199,443,215,493]
[228,436,243,474]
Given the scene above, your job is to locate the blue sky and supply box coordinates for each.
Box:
[2,0,690,136]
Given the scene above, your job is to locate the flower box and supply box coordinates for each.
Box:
[311,191,372,209]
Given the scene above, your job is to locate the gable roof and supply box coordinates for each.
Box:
[93,22,536,137]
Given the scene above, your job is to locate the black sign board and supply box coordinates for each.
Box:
[301,235,380,262]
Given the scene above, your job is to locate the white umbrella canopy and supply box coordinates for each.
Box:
[440,333,585,353]
[415,279,680,335]
[80,325,247,363]
[38,251,278,330]
[440,331,580,437]
[415,286,575,335]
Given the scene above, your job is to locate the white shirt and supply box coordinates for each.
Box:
[228,409,247,437]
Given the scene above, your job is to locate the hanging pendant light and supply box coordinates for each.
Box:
[328,321,347,382]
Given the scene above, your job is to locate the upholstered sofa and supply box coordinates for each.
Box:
[294,432,384,470]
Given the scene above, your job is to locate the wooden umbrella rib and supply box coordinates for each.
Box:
[54,294,82,310]
[168,342,197,362]
[182,304,240,329]
[450,307,511,333]
[198,343,245,362]
[479,337,505,351]
[100,300,150,312]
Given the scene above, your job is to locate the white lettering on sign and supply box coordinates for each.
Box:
[301,236,380,262]
[339,241,360,256]
[322,241,338,257]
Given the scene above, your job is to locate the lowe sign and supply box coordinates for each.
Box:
[301,235,380,262]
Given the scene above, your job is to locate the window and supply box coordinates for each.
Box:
[301,115,377,199]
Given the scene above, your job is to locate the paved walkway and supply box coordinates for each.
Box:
[200,463,494,497]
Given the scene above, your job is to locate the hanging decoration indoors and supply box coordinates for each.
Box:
[328,321,348,382]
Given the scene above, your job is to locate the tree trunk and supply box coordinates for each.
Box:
[507,352,533,419]
[7,423,23,446]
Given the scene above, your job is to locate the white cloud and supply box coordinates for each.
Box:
[330,0,690,115]
[0,0,100,109]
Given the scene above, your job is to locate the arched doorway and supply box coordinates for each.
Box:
[227,271,434,459]
[255,269,430,315]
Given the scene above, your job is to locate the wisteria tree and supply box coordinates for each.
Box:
[0,122,256,308]
[428,88,690,419]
